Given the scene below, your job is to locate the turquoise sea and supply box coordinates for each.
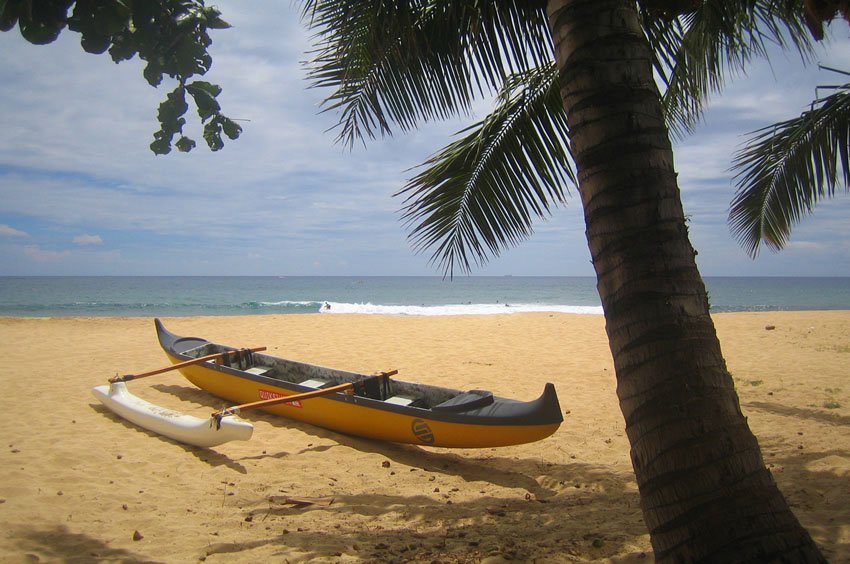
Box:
[0,276,848,317]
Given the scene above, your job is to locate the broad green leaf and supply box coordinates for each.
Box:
[187,81,233,134]
[187,86,220,121]
[80,32,111,54]
[108,31,136,62]
[150,136,172,155]
[94,2,130,36]
[157,87,189,126]
[186,80,222,97]
[175,136,197,152]
[221,117,242,140]
[20,19,64,45]
[204,6,231,30]
[143,61,164,87]
[203,119,224,151]
[174,37,208,76]
[0,0,19,32]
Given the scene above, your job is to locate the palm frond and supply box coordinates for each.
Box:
[645,0,816,139]
[730,87,850,256]
[299,0,550,147]
[396,63,574,276]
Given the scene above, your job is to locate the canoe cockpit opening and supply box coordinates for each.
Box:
[180,344,491,412]
[217,348,257,371]
[352,373,391,401]
[431,390,494,412]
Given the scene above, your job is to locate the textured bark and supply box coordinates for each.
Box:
[546,0,826,561]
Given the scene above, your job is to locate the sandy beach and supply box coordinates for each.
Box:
[0,311,847,562]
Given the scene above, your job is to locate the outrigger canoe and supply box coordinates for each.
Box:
[96,319,563,448]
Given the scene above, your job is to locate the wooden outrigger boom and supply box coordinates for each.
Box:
[109,347,267,383]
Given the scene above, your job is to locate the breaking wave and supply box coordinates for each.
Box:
[316,302,603,316]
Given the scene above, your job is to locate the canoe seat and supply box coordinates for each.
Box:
[244,366,272,376]
[385,395,416,406]
[432,390,494,412]
[299,378,331,389]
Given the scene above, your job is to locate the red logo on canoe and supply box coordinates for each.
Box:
[411,419,435,444]
[258,389,301,408]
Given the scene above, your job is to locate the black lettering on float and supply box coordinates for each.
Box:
[411,418,435,444]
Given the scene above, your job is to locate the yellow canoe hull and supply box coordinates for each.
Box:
[172,356,558,447]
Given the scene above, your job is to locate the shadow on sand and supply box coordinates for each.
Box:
[745,402,850,561]
[10,524,164,564]
[84,384,848,560]
[745,401,850,427]
[89,383,648,561]
[151,383,556,494]
[198,483,648,562]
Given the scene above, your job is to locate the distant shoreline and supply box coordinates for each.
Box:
[1,276,848,317]
[2,309,849,322]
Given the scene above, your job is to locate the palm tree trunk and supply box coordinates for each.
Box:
[546,0,825,561]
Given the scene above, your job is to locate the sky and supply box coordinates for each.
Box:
[0,2,848,277]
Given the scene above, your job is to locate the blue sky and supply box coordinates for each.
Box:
[0,2,848,276]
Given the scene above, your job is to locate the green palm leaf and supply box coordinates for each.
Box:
[396,64,573,275]
[299,0,822,274]
[730,86,850,256]
[300,0,550,147]
[648,0,814,139]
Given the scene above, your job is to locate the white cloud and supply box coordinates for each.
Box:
[23,245,70,262]
[0,224,28,237]
[786,240,827,252]
[73,234,103,245]
[0,3,847,276]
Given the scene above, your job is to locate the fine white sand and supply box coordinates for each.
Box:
[0,311,847,562]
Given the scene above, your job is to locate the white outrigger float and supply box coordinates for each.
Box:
[92,346,267,447]
[92,381,254,447]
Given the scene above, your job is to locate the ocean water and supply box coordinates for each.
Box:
[0,276,848,317]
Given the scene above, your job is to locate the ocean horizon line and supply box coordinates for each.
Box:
[1,276,847,317]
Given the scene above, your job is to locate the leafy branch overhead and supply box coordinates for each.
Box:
[0,0,241,154]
